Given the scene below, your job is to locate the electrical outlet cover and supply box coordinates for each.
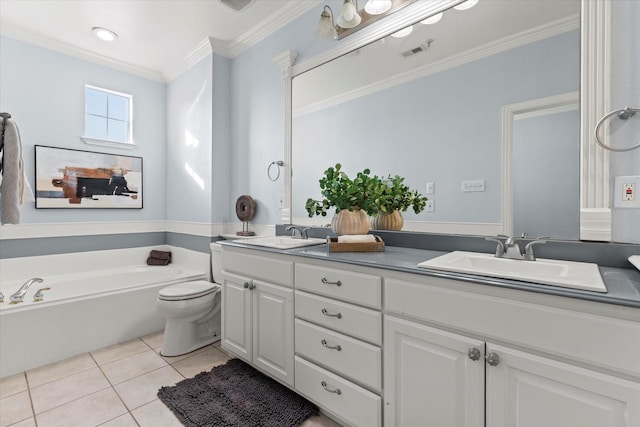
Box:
[614,176,640,208]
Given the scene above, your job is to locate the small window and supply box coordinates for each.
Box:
[83,85,133,147]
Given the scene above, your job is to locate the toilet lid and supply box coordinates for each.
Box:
[158,280,219,301]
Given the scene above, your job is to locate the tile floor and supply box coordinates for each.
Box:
[0,331,341,427]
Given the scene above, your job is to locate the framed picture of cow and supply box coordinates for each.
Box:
[35,145,143,209]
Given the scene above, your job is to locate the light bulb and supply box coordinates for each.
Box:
[391,25,413,38]
[342,1,356,21]
[421,12,443,25]
[364,0,392,15]
[454,0,479,11]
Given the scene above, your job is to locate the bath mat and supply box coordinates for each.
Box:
[158,358,317,427]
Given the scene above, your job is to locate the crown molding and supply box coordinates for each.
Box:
[226,0,322,58]
[293,14,579,117]
[0,21,165,82]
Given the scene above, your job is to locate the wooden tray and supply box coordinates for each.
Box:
[327,235,385,253]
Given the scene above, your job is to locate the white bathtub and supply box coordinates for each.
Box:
[0,247,209,378]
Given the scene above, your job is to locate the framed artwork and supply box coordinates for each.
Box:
[35,145,143,209]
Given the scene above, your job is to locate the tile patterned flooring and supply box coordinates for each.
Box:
[0,332,341,427]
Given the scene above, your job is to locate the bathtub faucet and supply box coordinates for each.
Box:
[10,278,44,303]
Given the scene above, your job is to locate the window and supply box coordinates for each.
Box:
[83,85,133,146]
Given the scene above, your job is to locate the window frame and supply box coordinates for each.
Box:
[81,84,135,149]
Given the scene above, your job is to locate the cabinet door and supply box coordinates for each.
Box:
[252,280,294,386]
[486,343,640,427]
[384,316,485,427]
[221,274,252,362]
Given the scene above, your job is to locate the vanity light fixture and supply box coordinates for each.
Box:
[453,0,479,11]
[317,6,338,39]
[337,0,362,29]
[420,12,443,25]
[92,27,118,42]
[317,0,416,40]
[364,0,392,15]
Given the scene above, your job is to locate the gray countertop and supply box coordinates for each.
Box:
[220,241,640,308]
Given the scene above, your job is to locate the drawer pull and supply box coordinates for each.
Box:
[321,381,342,395]
[321,339,342,351]
[321,277,342,287]
[321,308,343,319]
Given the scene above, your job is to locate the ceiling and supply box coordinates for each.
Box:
[0,0,321,82]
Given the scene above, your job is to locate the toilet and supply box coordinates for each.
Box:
[156,244,222,357]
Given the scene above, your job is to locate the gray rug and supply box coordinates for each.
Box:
[158,358,318,427]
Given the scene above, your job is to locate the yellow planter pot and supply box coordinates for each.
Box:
[371,210,404,231]
[331,208,371,235]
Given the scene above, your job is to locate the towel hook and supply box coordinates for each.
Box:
[594,106,640,152]
[268,160,284,181]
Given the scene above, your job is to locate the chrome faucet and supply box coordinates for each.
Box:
[487,234,548,261]
[10,278,44,303]
[524,238,548,261]
[502,235,524,260]
[286,225,310,239]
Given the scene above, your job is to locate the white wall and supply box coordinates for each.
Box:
[610,0,640,243]
[0,36,167,224]
[165,54,213,223]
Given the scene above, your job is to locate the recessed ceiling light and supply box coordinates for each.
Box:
[421,12,443,25]
[454,0,479,11]
[92,27,118,42]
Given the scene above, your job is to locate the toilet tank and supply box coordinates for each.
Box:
[210,242,223,284]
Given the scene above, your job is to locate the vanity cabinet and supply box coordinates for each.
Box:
[293,262,383,427]
[384,274,640,427]
[221,249,294,386]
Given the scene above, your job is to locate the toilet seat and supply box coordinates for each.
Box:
[158,280,219,301]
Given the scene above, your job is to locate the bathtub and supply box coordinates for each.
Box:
[0,247,209,378]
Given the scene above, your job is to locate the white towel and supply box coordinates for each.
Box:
[337,234,376,243]
[0,118,26,224]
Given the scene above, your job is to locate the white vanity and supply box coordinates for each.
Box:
[219,242,640,427]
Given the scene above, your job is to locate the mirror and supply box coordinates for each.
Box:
[291,0,582,239]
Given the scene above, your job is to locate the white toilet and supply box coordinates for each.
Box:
[156,244,222,357]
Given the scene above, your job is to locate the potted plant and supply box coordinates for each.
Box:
[371,175,428,231]
[305,163,382,235]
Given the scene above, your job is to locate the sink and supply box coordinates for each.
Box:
[418,251,607,293]
[232,236,326,250]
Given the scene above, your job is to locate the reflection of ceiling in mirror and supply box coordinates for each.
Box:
[293,0,580,112]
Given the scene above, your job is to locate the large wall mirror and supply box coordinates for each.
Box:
[288,0,620,242]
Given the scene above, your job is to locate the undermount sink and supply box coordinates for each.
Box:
[418,251,607,293]
[232,236,326,250]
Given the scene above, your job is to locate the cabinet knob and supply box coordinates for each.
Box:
[321,381,342,395]
[321,308,343,319]
[321,277,342,287]
[243,280,255,290]
[467,347,482,361]
[321,339,342,351]
[243,281,250,289]
[486,352,500,366]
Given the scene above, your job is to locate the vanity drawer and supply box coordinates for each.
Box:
[295,356,381,427]
[295,291,382,345]
[295,319,382,392]
[222,249,293,287]
[295,263,381,309]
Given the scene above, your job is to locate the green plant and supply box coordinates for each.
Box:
[374,175,428,214]
[305,163,382,217]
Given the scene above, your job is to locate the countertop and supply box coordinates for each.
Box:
[219,241,640,309]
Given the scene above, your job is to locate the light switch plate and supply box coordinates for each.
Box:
[461,180,485,192]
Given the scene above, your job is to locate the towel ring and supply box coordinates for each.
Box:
[594,106,640,152]
[268,160,284,181]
